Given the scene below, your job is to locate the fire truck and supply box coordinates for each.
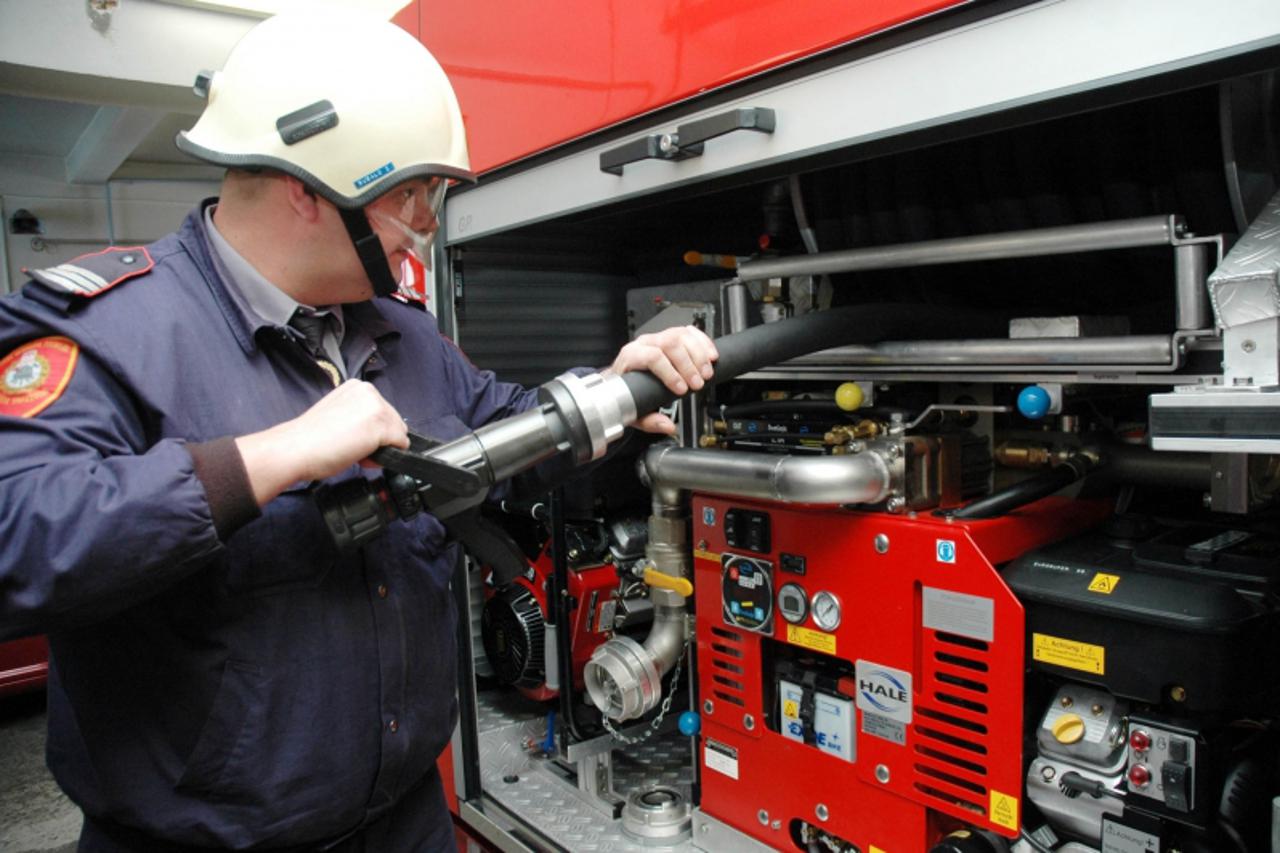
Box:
[386,2,1280,850]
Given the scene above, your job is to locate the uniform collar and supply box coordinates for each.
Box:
[180,200,397,356]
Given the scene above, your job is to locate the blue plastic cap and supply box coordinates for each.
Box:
[1017,385,1052,420]
[678,711,701,737]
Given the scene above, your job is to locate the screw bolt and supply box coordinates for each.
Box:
[703,699,714,715]
[816,804,829,821]
[874,534,890,554]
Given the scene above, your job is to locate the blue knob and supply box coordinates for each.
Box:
[678,711,701,736]
[1017,385,1052,420]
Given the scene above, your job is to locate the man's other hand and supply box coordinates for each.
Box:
[610,325,718,434]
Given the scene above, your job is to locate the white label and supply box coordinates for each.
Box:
[704,739,739,780]
[814,693,856,762]
[1101,819,1159,853]
[922,586,994,643]
[855,660,912,724]
[862,711,906,745]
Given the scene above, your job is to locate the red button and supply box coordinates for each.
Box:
[1129,730,1151,752]
[729,567,739,581]
[1128,764,1151,787]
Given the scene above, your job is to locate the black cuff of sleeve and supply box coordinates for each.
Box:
[188,436,261,540]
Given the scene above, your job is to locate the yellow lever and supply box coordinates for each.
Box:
[643,567,693,598]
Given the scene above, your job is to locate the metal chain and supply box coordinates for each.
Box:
[600,634,693,746]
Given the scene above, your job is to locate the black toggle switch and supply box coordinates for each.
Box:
[1161,761,1192,812]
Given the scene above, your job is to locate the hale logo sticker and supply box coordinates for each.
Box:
[855,660,913,724]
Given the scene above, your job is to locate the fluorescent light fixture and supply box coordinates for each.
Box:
[156,0,410,20]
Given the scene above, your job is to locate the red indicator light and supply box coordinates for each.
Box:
[1129,730,1151,752]
[1128,765,1151,787]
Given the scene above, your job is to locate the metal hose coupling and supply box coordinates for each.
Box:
[539,370,638,463]
[585,473,692,722]
[584,594,690,722]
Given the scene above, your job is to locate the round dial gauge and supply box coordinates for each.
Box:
[777,583,808,625]
[810,590,842,632]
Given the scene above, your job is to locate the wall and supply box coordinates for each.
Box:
[1,156,218,294]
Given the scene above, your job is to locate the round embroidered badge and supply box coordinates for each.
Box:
[0,336,79,418]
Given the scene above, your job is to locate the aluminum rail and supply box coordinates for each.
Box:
[736,215,1182,281]
[787,335,1175,367]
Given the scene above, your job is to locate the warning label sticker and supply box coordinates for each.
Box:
[1087,572,1121,594]
[787,624,836,654]
[989,790,1019,832]
[1033,632,1105,675]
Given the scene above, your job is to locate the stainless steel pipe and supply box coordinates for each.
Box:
[737,215,1182,281]
[643,444,893,506]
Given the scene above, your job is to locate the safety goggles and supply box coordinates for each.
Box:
[366,176,448,275]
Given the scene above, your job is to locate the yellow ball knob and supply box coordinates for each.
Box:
[1052,713,1086,744]
[835,382,864,412]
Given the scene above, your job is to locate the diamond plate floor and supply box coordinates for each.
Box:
[476,691,699,852]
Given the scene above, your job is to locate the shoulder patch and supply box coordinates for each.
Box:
[0,337,79,418]
[26,246,154,298]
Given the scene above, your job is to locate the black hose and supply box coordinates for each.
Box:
[622,303,1008,416]
[950,454,1095,520]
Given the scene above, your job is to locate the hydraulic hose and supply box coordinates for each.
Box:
[950,454,1096,520]
[621,303,1007,416]
[408,303,1007,523]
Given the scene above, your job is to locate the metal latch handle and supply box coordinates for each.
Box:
[599,107,775,176]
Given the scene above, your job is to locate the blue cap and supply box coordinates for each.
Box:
[1017,385,1052,420]
[678,711,701,736]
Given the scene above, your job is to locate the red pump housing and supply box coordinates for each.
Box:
[692,496,1110,850]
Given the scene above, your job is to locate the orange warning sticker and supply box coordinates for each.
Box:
[0,337,79,418]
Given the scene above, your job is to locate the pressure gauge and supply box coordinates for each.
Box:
[777,583,808,625]
[811,590,842,632]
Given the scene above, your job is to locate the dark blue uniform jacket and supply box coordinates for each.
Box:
[0,203,540,848]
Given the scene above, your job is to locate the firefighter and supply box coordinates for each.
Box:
[0,11,716,852]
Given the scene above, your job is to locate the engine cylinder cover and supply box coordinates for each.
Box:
[482,585,545,688]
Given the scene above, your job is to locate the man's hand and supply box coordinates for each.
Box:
[235,379,410,506]
[611,325,718,434]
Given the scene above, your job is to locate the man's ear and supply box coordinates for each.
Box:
[282,175,323,222]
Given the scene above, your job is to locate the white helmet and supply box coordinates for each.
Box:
[177,10,474,296]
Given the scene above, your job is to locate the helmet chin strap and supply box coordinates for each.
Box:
[338,207,398,298]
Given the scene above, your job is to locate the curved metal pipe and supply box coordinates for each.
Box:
[585,444,896,721]
[584,482,693,722]
[643,444,893,505]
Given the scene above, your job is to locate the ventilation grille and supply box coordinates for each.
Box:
[912,631,993,819]
[707,626,746,708]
